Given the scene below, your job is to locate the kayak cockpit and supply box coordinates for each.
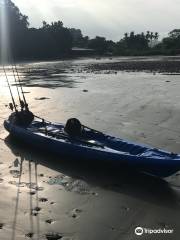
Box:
[28,120,105,149]
[27,120,148,154]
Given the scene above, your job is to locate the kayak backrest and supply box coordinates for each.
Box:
[64,118,83,136]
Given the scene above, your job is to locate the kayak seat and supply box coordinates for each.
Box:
[64,118,83,136]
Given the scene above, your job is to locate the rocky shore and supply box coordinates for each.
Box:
[86,59,180,73]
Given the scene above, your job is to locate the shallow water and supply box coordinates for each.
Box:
[0,56,180,240]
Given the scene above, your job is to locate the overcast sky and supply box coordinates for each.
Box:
[13,0,180,41]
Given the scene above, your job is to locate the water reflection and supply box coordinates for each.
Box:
[0,59,85,91]
[18,66,79,88]
[5,135,180,208]
[11,155,24,240]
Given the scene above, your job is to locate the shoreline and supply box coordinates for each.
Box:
[86,59,180,73]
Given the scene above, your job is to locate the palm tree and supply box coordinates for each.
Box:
[146,31,150,41]
[124,33,128,39]
[130,31,135,39]
[154,32,159,44]
[150,32,154,47]
[141,32,145,38]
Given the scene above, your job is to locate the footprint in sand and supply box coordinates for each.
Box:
[39,173,44,177]
[25,232,34,238]
[39,197,48,202]
[31,207,41,216]
[10,170,21,178]
[121,206,130,211]
[34,207,41,212]
[0,178,4,183]
[29,191,36,195]
[26,183,44,191]
[0,223,4,229]
[45,233,63,240]
[70,208,82,219]
[8,181,26,187]
[45,219,54,224]
[35,186,44,191]
[31,212,38,217]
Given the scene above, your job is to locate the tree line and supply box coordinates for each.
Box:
[0,0,180,61]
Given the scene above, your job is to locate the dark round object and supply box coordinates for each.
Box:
[64,118,82,136]
[8,110,34,127]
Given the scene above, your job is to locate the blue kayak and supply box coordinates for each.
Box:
[4,113,180,178]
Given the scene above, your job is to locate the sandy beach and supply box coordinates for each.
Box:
[0,56,180,240]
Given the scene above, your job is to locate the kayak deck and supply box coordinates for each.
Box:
[4,118,180,178]
[29,120,178,158]
[29,121,106,149]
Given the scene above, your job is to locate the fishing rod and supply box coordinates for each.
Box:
[11,65,22,109]
[12,62,29,111]
[2,65,17,112]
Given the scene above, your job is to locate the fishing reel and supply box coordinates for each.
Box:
[5,103,18,111]
[9,103,14,111]
[5,100,28,112]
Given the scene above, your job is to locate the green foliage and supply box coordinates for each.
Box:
[0,0,72,60]
[1,0,29,30]
[168,29,180,39]
[1,0,180,59]
[0,0,29,59]
[88,36,108,54]
[114,31,149,55]
[162,29,180,51]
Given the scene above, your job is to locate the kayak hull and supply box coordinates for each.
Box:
[4,119,180,178]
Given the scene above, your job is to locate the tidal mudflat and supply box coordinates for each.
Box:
[0,56,180,240]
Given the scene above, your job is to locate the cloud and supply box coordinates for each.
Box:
[13,0,180,40]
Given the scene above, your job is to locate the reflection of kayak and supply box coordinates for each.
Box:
[4,112,180,178]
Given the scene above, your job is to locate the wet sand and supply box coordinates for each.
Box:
[0,56,180,239]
